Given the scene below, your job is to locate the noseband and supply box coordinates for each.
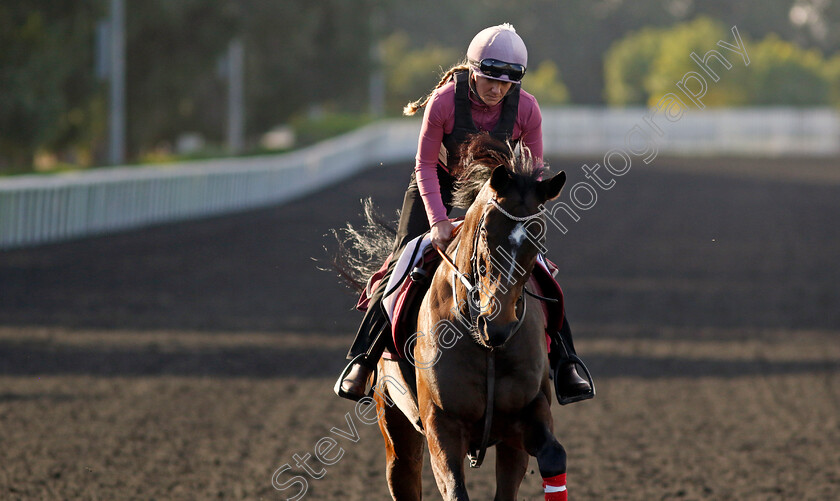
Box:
[486,196,544,222]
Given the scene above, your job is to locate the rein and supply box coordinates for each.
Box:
[431,195,541,468]
[434,226,474,293]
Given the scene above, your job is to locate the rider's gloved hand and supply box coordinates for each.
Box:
[430,219,455,249]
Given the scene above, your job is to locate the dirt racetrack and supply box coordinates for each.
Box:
[1,155,839,500]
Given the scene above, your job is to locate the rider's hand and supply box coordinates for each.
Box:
[430,219,455,249]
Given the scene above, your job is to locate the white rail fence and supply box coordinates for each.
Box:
[1,108,838,250]
[0,120,419,250]
[544,106,840,156]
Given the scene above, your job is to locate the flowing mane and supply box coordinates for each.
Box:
[452,133,545,209]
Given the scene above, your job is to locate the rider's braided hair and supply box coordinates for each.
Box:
[403,60,470,116]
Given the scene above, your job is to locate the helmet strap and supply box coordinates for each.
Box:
[467,71,489,106]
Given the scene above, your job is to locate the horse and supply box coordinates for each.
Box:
[366,134,570,500]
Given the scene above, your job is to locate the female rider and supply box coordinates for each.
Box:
[335,24,592,404]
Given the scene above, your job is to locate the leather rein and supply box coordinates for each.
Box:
[432,195,543,467]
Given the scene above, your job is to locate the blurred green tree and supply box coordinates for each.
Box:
[604,26,664,105]
[5,0,840,173]
[604,16,836,107]
[522,60,569,106]
[241,0,373,133]
[125,0,374,158]
[747,34,831,106]
[125,1,236,157]
[381,31,459,115]
[0,2,103,172]
[828,54,840,107]
[1,1,375,171]
[643,16,745,107]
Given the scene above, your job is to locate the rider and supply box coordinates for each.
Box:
[335,23,593,403]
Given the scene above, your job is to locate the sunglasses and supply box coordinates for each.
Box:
[475,58,526,81]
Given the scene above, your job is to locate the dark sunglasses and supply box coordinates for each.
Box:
[475,58,526,81]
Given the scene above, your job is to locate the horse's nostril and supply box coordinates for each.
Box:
[477,316,517,347]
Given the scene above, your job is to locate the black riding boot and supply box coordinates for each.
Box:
[549,316,595,405]
[335,293,391,401]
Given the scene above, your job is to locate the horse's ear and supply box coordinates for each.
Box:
[489,165,510,194]
[537,171,566,202]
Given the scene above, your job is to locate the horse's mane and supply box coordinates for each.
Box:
[452,133,544,209]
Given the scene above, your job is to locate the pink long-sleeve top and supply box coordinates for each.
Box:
[414,80,543,227]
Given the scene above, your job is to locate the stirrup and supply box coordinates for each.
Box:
[552,354,596,405]
[333,354,375,402]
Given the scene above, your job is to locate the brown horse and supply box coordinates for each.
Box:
[372,135,569,500]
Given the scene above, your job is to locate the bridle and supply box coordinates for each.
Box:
[487,196,544,222]
[434,195,543,347]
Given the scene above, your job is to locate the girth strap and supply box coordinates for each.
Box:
[469,350,495,468]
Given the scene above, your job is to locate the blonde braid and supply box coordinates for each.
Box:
[403,62,470,116]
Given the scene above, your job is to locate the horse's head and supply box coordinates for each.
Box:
[453,134,566,348]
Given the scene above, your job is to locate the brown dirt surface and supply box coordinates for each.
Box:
[1,155,839,500]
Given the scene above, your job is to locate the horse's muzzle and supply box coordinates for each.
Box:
[476,315,519,348]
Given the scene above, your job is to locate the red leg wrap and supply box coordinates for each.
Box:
[543,472,567,501]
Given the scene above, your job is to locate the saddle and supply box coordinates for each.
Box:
[356,228,566,361]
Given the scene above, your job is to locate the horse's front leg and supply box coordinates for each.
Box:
[522,393,568,501]
[423,408,471,500]
[493,441,529,501]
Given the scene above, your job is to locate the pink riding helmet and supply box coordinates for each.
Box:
[467,23,528,83]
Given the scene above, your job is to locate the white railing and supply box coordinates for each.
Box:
[1,108,838,250]
[0,120,421,250]
[543,106,840,157]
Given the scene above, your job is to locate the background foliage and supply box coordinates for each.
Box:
[605,16,839,107]
[2,0,840,173]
